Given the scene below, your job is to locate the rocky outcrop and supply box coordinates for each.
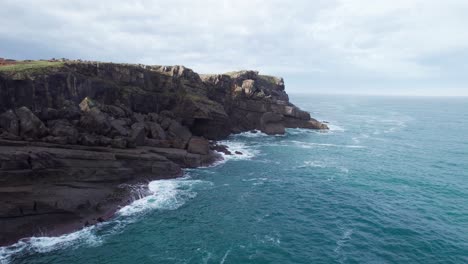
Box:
[0,61,327,246]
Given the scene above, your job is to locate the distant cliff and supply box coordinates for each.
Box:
[0,61,327,245]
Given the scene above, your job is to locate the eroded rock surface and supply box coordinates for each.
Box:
[0,61,327,245]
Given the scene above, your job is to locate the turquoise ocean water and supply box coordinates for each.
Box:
[1,95,467,263]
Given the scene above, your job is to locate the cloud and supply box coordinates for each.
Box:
[1,0,468,94]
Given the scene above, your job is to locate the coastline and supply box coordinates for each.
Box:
[0,61,328,247]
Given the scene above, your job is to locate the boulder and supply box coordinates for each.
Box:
[48,119,79,144]
[211,144,232,155]
[147,122,166,139]
[38,108,59,121]
[57,101,81,120]
[102,105,126,118]
[130,122,145,146]
[187,137,209,155]
[79,134,99,146]
[167,121,192,149]
[111,137,128,149]
[0,110,19,136]
[79,97,99,112]
[110,119,130,137]
[15,106,48,139]
[147,113,159,122]
[79,108,112,135]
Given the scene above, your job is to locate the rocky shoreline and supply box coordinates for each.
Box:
[0,61,327,246]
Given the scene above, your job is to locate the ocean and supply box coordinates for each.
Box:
[1,95,467,264]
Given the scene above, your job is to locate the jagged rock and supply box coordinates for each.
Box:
[79,97,99,112]
[147,122,166,139]
[110,119,130,137]
[79,108,112,135]
[58,101,81,120]
[260,112,285,135]
[39,108,59,121]
[111,137,127,149]
[130,122,145,146]
[15,106,48,139]
[0,110,19,136]
[133,113,146,123]
[187,137,209,155]
[211,144,232,155]
[102,105,126,118]
[167,121,192,149]
[79,133,99,146]
[160,117,172,130]
[147,113,159,122]
[99,136,112,146]
[48,119,79,144]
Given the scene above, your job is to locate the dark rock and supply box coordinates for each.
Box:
[167,121,192,149]
[79,108,112,135]
[110,119,130,137]
[145,138,171,148]
[235,151,243,155]
[48,119,79,144]
[111,137,127,149]
[57,101,81,120]
[211,144,232,155]
[147,122,166,139]
[187,137,209,155]
[147,113,159,122]
[130,122,145,146]
[0,110,19,136]
[79,133,99,146]
[15,106,48,139]
[43,135,68,145]
[260,112,285,135]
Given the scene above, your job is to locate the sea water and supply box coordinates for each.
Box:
[1,95,467,264]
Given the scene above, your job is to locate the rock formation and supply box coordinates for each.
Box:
[0,61,327,246]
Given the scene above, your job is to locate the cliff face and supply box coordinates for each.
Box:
[0,62,327,139]
[0,62,327,245]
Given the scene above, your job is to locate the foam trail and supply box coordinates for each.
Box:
[220,248,231,264]
[0,177,213,264]
[119,179,212,216]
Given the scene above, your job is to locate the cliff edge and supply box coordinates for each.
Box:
[0,60,327,245]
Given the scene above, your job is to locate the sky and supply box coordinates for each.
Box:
[1,0,468,96]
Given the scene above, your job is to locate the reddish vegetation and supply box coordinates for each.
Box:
[0,58,17,66]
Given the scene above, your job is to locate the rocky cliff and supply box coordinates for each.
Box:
[0,61,327,245]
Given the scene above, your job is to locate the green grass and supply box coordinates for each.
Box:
[0,61,64,73]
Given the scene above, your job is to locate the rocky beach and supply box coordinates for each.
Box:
[0,61,327,246]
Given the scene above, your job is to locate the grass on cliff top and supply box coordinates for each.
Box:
[0,61,64,73]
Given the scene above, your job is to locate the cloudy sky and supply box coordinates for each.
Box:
[1,0,468,95]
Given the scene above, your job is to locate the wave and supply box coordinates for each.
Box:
[232,130,269,138]
[0,225,102,264]
[0,177,212,264]
[215,140,259,162]
[327,124,345,132]
[118,178,212,216]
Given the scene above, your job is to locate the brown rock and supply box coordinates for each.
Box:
[187,137,209,155]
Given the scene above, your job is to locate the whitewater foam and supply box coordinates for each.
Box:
[215,140,259,162]
[119,178,212,216]
[0,177,213,264]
